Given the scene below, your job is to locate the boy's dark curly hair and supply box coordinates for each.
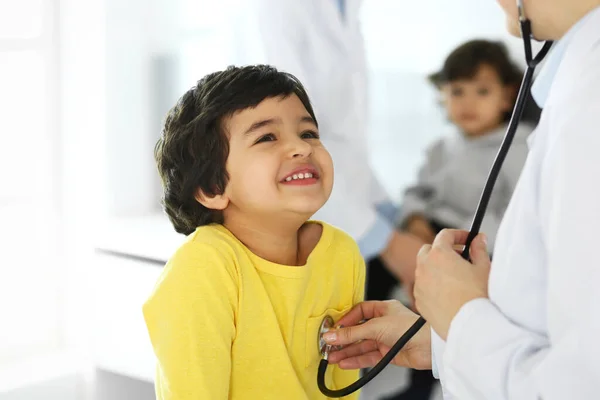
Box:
[428,39,524,122]
[155,65,318,235]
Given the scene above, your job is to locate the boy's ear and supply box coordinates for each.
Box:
[194,188,229,211]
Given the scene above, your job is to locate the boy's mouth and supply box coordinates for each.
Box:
[459,113,478,122]
[280,166,320,184]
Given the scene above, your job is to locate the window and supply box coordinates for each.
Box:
[0,0,62,377]
[360,0,522,198]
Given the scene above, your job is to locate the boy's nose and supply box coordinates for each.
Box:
[287,136,313,158]
[461,95,477,107]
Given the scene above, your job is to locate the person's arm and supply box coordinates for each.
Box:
[441,100,600,399]
[397,139,445,228]
[142,243,238,399]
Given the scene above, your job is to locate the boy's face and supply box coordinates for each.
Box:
[219,94,333,223]
[441,64,512,138]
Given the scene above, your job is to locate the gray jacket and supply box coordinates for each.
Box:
[397,123,534,250]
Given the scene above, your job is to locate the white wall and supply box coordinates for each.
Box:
[101,0,241,217]
[58,0,107,370]
[97,0,536,215]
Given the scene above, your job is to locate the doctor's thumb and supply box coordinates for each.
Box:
[470,233,491,267]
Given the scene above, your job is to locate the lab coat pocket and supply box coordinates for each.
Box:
[304,306,351,368]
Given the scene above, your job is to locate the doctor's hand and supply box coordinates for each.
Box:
[414,229,491,341]
[323,300,432,370]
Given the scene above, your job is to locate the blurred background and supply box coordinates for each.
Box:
[0,0,541,399]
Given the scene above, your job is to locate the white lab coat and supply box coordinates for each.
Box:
[432,8,600,399]
[229,0,391,241]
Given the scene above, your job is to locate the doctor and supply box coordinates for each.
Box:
[229,0,424,286]
[323,0,600,399]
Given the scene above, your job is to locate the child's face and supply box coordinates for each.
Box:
[219,94,334,223]
[441,64,512,138]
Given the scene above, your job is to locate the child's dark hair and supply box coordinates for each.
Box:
[155,65,318,235]
[429,40,524,121]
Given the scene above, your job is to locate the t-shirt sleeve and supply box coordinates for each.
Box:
[353,243,366,306]
[142,242,239,399]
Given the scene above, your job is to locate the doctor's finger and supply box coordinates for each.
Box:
[469,234,491,267]
[416,244,432,263]
[332,301,385,330]
[453,244,466,254]
[432,229,470,248]
[323,319,378,346]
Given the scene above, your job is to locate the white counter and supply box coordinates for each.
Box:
[94,213,186,263]
[91,213,187,382]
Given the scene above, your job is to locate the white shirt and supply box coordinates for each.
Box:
[432,6,600,399]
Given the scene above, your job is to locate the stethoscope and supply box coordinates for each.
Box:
[317,1,554,397]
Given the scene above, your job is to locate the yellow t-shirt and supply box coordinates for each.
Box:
[142,221,365,399]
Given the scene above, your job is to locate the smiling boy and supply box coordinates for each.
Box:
[142,65,365,399]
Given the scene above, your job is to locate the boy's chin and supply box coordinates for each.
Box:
[291,207,322,221]
[461,125,493,138]
[267,206,322,224]
[288,206,325,224]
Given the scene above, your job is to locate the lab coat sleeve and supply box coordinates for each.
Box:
[358,201,398,261]
[375,201,400,225]
[143,243,238,400]
[440,99,600,399]
[357,214,395,260]
[430,329,459,399]
[397,139,445,227]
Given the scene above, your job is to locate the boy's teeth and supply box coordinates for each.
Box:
[285,172,315,181]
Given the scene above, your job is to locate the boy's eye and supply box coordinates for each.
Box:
[477,88,490,96]
[301,130,320,139]
[255,133,276,144]
[451,87,464,97]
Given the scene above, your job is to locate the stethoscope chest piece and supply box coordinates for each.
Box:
[318,315,334,357]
